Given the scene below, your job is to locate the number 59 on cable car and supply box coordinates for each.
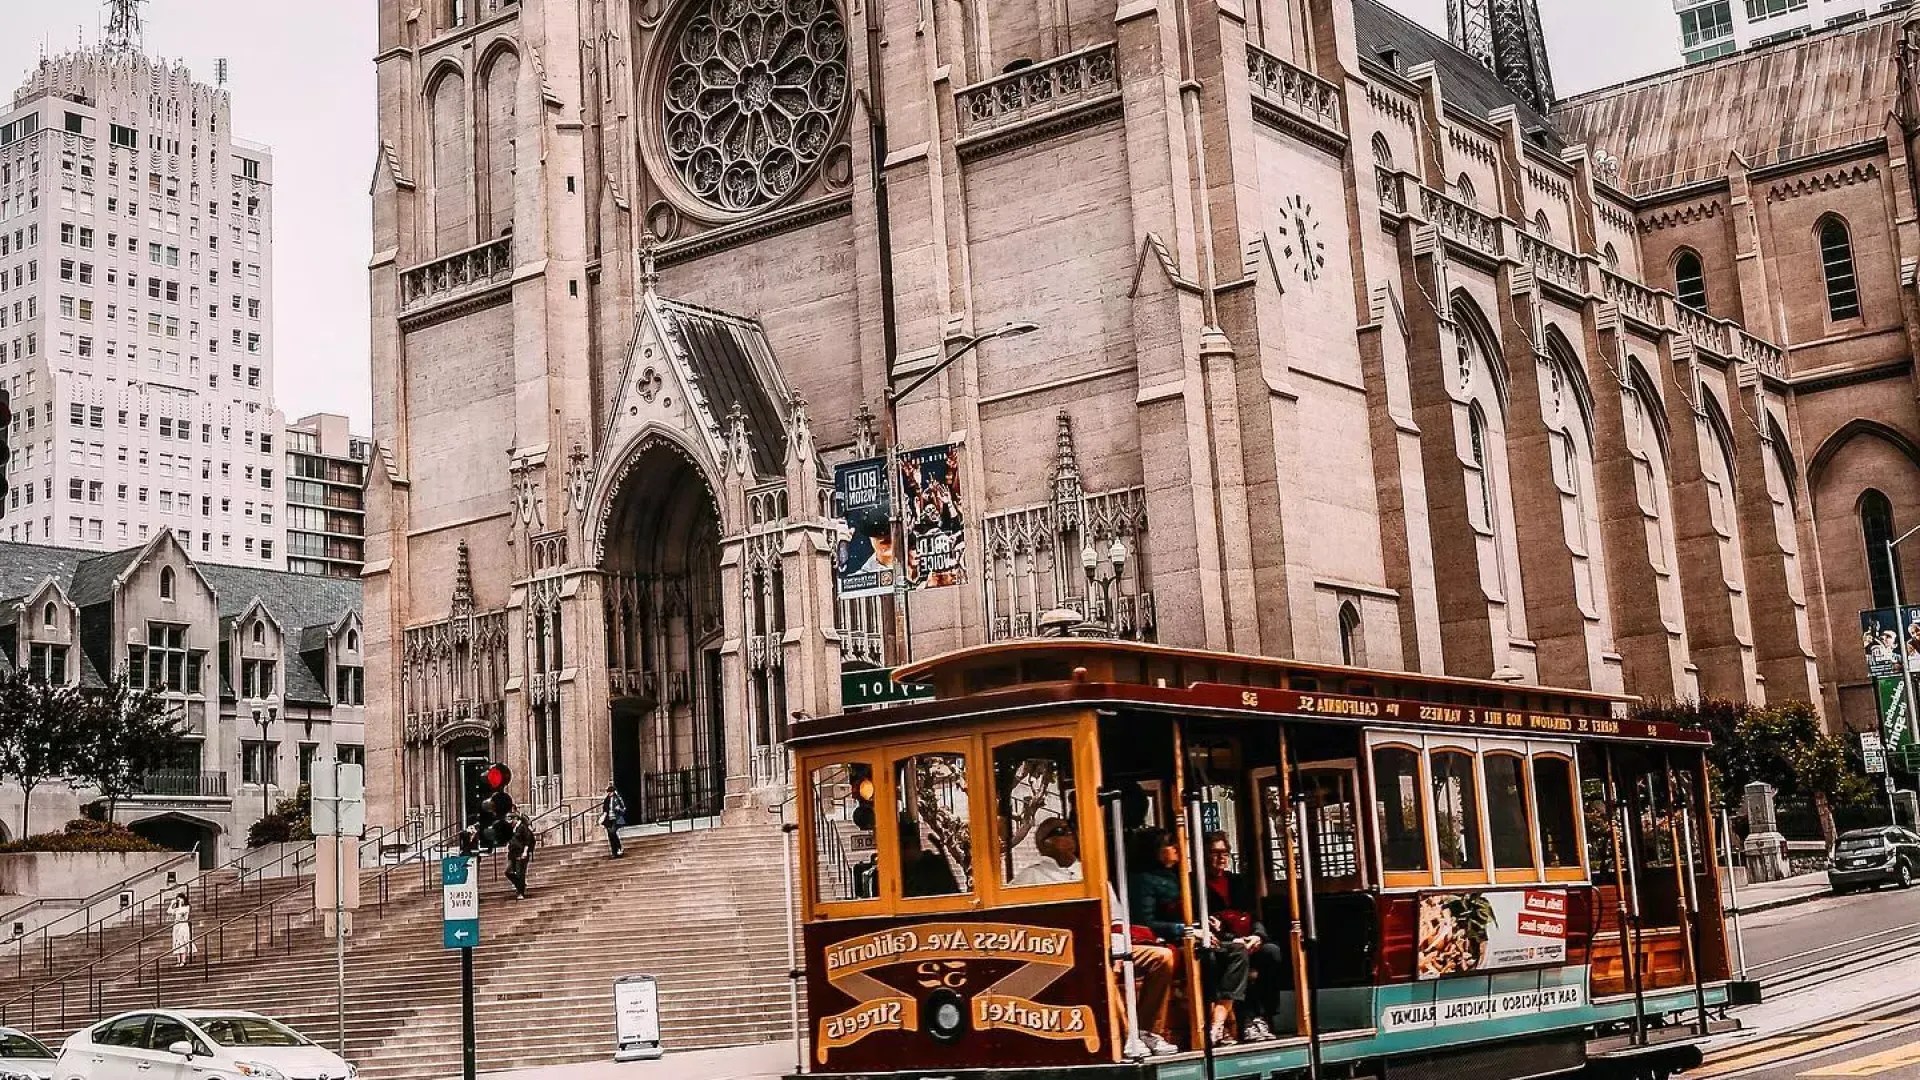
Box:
[788,639,1752,1080]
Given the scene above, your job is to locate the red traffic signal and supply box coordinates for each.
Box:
[484,763,512,791]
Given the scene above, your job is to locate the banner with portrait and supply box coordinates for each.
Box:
[899,445,967,590]
[1860,606,1920,680]
[834,457,895,599]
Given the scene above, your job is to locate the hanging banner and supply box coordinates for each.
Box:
[1876,676,1916,752]
[1860,606,1920,680]
[834,457,896,599]
[899,444,967,590]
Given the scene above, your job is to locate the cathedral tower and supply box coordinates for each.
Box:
[1448,0,1556,112]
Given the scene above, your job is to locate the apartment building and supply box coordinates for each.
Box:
[284,412,367,579]
[0,46,284,567]
[1675,0,1893,63]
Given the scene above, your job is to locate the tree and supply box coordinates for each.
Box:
[0,669,93,838]
[73,678,187,822]
[247,784,314,848]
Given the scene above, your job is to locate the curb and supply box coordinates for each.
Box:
[1725,886,1830,917]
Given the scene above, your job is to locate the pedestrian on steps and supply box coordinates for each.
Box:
[505,813,537,899]
[168,893,194,966]
[601,781,627,858]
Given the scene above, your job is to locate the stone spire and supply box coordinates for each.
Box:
[1447,0,1556,114]
[637,231,660,295]
[452,539,474,617]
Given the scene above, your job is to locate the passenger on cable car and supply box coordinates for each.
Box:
[897,818,961,897]
[1011,817,1084,886]
[1203,831,1284,1044]
[1129,829,1252,1047]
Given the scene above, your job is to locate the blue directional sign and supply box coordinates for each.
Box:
[442,855,480,950]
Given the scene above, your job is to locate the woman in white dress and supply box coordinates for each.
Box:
[168,894,193,966]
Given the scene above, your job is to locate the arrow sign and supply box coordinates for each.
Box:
[442,856,480,951]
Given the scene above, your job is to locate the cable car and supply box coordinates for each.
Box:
[790,639,1748,1079]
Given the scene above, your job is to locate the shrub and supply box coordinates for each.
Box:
[246,785,314,848]
[0,818,165,853]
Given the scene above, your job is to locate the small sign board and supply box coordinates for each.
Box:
[1863,731,1888,775]
[841,666,934,710]
[442,856,479,950]
[612,974,664,1062]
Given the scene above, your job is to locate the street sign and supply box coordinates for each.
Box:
[442,856,479,950]
[840,666,934,709]
[311,761,367,836]
[1863,731,1888,775]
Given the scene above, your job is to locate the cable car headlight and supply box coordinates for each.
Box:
[926,988,968,1043]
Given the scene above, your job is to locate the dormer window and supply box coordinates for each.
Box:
[42,602,55,629]
[346,629,359,653]
[252,621,265,646]
[159,566,175,601]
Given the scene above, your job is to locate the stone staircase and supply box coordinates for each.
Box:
[13,824,799,1079]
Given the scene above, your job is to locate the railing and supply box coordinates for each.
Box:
[1518,232,1583,293]
[1672,301,1731,356]
[1246,44,1344,135]
[136,770,229,798]
[1375,166,1409,216]
[1738,329,1786,381]
[398,235,513,314]
[1601,268,1665,327]
[1419,186,1504,258]
[954,42,1119,139]
[639,764,726,825]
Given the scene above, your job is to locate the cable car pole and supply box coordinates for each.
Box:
[1292,793,1323,1080]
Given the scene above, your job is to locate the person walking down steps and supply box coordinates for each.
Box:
[168,894,194,966]
[506,813,538,900]
[602,781,627,858]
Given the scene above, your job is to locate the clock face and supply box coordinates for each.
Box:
[1276,195,1328,283]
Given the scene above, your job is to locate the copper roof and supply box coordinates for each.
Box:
[1551,11,1905,197]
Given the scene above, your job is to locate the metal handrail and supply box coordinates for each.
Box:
[0,846,315,1031]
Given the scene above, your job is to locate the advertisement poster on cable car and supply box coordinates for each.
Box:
[1416,889,1567,980]
[899,444,967,590]
[834,456,895,599]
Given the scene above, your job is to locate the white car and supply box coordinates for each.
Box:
[54,1011,355,1080]
[0,1026,58,1080]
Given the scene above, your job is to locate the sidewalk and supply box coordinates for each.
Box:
[461,1041,800,1080]
[1723,868,1828,914]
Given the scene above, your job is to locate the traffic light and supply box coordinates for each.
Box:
[0,388,10,517]
[477,762,515,846]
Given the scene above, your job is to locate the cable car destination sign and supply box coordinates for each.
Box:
[1179,684,1705,745]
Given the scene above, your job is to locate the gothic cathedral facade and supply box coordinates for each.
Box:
[366,0,1821,831]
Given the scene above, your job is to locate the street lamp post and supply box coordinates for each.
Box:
[881,321,1039,663]
[1081,537,1128,633]
[1883,525,1920,812]
[252,706,276,825]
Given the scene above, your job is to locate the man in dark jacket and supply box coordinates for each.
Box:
[505,814,537,899]
[601,782,627,858]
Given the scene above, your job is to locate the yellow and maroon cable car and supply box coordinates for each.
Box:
[790,640,1750,1080]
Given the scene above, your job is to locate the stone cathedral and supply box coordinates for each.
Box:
[366,0,1829,832]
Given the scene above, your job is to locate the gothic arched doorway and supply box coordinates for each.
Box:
[603,441,728,824]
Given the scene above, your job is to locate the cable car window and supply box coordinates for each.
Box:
[895,752,973,898]
[1484,752,1535,871]
[996,738,1081,888]
[810,762,879,903]
[1532,755,1582,872]
[1430,750,1485,874]
[1633,768,1676,869]
[1372,745,1429,874]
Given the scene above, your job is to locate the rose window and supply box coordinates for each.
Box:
[661,0,847,214]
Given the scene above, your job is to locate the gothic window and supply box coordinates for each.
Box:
[657,0,848,215]
[159,566,174,600]
[1456,173,1478,208]
[1338,602,1364,667]
[1371,132,1394,171]
[479,49,519,238]
[252,620,265,646]
[1818,216,1861,321]
[1468,405,1494,527]
[42,602,55,629]
[426,67,472,254]
[1452,297,1524,615]
[1603,243,1619,270]
[1532,210,1551,239]
[1863,489,1899,610]
[1673,248,1706,312]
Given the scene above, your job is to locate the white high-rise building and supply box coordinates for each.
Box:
[0,46,284,567]
[1674,0,1891,65]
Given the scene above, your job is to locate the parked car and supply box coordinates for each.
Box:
[1827,826,1920,893]
[0,1026,58,1080]
[53,1010,354,1080]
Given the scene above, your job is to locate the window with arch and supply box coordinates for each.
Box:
[1863,488,1900,610]
[1532,210,1552,239]
[1456,173,1478,208]
[1819,216,1861,321]
[42,602,55,629]
[1673,248,1707,312]
[1338,602,1364,667]
[1452,297,1528,627]
[252,621,265,646]
[1542,343,1607,617]
[158,566,174,601]
[346,629,359,653]
[1371,132,1394,171]
[1602,243,1619,270]
[1468,404,1494,526]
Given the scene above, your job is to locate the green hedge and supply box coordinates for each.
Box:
[0,818,166,853]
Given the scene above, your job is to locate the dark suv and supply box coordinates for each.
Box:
[1827,827,1920,893]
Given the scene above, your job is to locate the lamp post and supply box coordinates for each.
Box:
[881,321,1040,663]
[1081,537,1128,634]
[1884,525,1920,806]
[252,705,276,825]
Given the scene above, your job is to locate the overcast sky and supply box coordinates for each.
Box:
[0,1,1672,437]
